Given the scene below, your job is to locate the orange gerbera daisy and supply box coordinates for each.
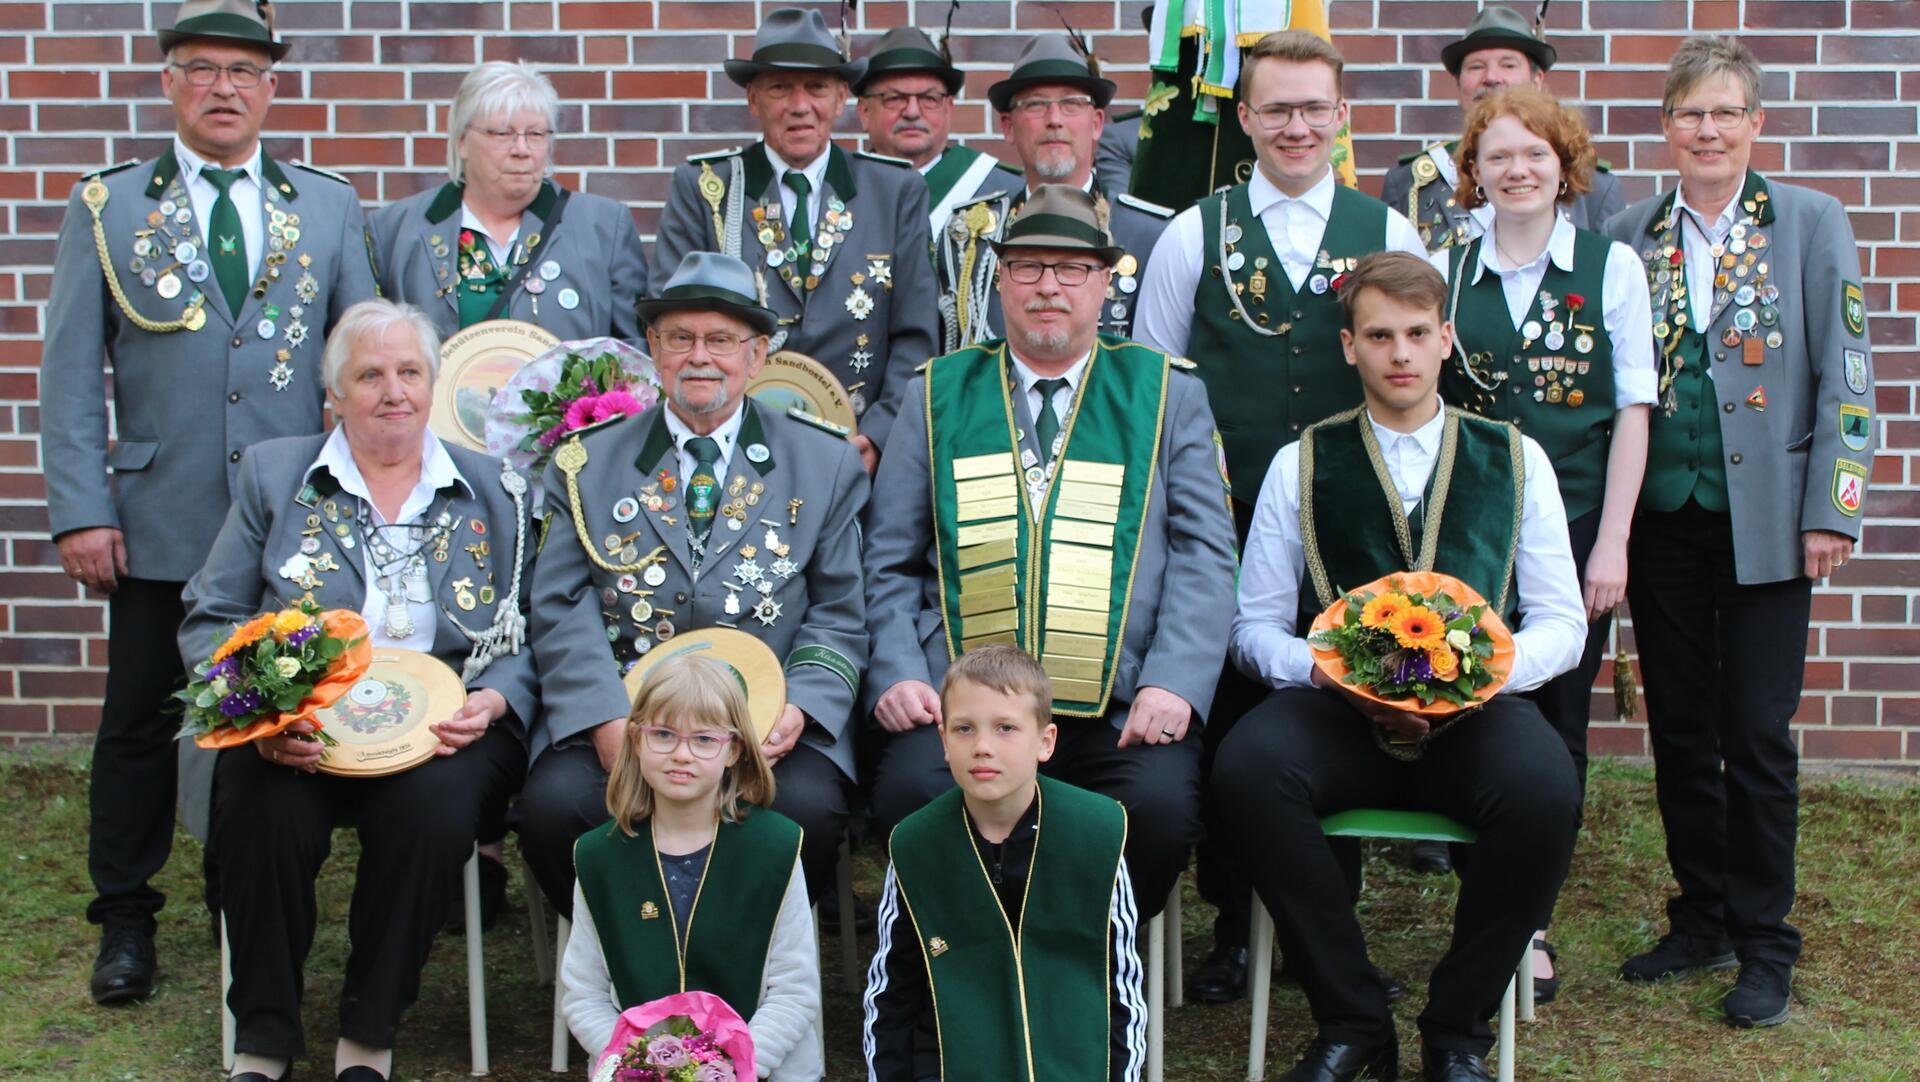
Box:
[1360,592,1411,629]
[1388,605,1446,651]
[1427,645,1460,679]
[211,613,276,664]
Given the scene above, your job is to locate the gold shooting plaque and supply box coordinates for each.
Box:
[1051,520,1115,547]
[1045,631,1109,660]
[433,319,562,452]
[1042,654,1103,682]
[957,496,1019,524]
[1046,582,1111,612]
[955,475,1018,503]
[1050,563,1112,590]
[961,564,1018,594]
[1051,677,1105,703]
[953,452,1016,480]
[1046,606,1107,635]
[1054,498,1119,523]
[748,350,857,435]
[312,648,465,778]
[967,608,1020,636]
[962,631,1018,652]
[957,519,1019,548]
[959,589,1018,617]
[957,537,1018,570]
[1060,460,1126,487]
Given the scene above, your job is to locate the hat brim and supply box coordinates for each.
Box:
[157,25,289,62]
[1440,31,1555,76]
[635,293,779,337]
[988,235,1125,266]
[853,53,965,96]
[725,57,869,90]
[987,74,1117,115]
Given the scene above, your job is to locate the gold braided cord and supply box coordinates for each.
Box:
[1415,408,1464,573]
[1298,406,1368,610]
[553,438,668,575]
[698,161,726,248]
[1495,424,1525,616]
[82,182,204,334]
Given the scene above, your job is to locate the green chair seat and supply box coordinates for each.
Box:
[1319,809,1476,844]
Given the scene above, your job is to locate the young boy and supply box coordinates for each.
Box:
[1212,252,1587,1082]
[862,644,1146,1082]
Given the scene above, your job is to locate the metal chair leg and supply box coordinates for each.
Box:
[1519,938,1536,1023]
[1147,906,1165,1082]
[465,848,489,1076]
[1497,972,1516,1082]
[1247,898,1274,1082]
[524,860,554,986]
[1165,880,1184,1008]
[551,916,572,1073]
[220,913,235,1071]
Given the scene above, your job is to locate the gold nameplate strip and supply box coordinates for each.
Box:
[1058,479,1122,508]
[967,608,1019,636]
[955,475,1018,503]
[1052,677,1104,702]
[957,496,1019,523]
[957,537,1018,569]
[1048,542,1113,572]
[1046,582,1110,612]
[1050,563,1111,590]
[1060,461,1126,487]
[957,519,1018,547]
[1044,630,1109,659]
[1054,498,1119,523]
[1042,654,1103,681]
[962,564,1017,594]
[953,452,1016,481]
[960,589,1017,617]
[1051,520,1115,547]
[963,631,1019,652]
[1046,606,1107,634]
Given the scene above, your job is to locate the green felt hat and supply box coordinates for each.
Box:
[636,252,778,336]
[987,34,1116,114]
[988,184,1124,265]
[855,26,964,96]
[157,0,289,62]
[1441,6,1556,77]
[724,7,867,89]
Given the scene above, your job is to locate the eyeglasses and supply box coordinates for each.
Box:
[864,90,952,112]
[1248,100,1339,130]
[636,725,737,760]
[655,330,751,356]
[1665,106,1753,130]
[472,127,552,149]
[1001,259,1104,286]
[1008,95,1097,119]
[169,61,269,89]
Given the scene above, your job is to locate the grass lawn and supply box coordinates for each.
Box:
[2,750,1917,1080]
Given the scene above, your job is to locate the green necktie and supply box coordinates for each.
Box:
[684,436,723,551]
[201,167,250,315]
[1033,377,1069,460]
[783,171,813,259]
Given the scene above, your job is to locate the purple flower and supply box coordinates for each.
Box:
[693,1062,736,1082]
[285,625,318,648]
[1390,650,1434,685]
[646,1035,690,1069]
[218,688,266,718]
[206,657,238,682]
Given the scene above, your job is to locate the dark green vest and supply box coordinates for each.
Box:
[573,808,803,1018]
[456,234,510,328]
[1297,406,1524,630]
[1188,181,1388,505]
[1443,228,1616,521]
[1640,327,1727,512]
[889,777,1127,1082]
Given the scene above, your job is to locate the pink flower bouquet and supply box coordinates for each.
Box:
[591,991,756,1082]
[485,337,660,473]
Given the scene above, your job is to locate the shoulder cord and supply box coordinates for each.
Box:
[81,181,206,334]
[447,460,532,683]
[1216,189,1286,338]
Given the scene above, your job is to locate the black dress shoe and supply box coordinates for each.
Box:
[336,1067,388,1082]
[1189,944,1250,1003]
[444,853,508,934]
[1405,840,1453,875]
[90,926,156,1005]
[1421,1047,1492,1082]
[1722,961,1792,1028]
[1278,1037,1398,1082]
[1620,932,1737,983]
[1367,961,1405,1004]
[229,1070,292,1082]
[1530,938,1559,1005]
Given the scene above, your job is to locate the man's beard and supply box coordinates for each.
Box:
[671,367,732,415]
[1031,143,1077,180]
[1016,296,1074,353]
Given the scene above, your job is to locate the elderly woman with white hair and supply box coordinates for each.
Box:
[368,60,650,339]
[179,299,536,1082]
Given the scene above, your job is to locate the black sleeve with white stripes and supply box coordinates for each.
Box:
[1110,857,1148,1082]
[862,863,940,1082]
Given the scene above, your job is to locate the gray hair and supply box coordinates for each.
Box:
[321,299,442,397]
[1662,35,1763,113]
[447,60,561,183]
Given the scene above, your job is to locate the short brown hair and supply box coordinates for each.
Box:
[940,644,1052,729]
[605,652,777,835]
[1237,29,1345,99]
[1337,252,1448,329]
[1663,35,1762,114]
[1456,86,1596,211]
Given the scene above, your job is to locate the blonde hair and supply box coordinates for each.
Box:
[1457,86,1597,211]
[1663,35,1762,114]
[605,653,776,835]
[1237,29,1346,98]
[940,644,1053,729]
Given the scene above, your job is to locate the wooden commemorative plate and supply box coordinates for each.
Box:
[433,319,561,451]
[621,627,786,742]
[748,350,857,436]
[312,648,465,777]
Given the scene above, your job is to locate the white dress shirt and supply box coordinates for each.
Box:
[1431,213,1659,409]
[1133,166,1428,355]
[765,144,832,235]
[458,203,517,268]
[1674,186,1740,330]
[663,401,747,484]
[172,136,265,277]
[1230,400,1587,695]
[1008,347,1090,505]
[308,426,470,653]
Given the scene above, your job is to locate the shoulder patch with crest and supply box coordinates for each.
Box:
[1844,348,1869,395]
[1838,403,1871,453]
[1843,281,1866,338]
[690,146,744,163]
[83,158,142,180]
[786,407,852,438]
[1832,459,1866,517]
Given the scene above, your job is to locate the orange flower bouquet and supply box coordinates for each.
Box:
[175,601,372,749]
[1307,571,1514,722]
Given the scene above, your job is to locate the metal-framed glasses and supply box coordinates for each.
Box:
[1008,94,1097,119]
[656,330,750,356]
[169,60,269,88]
[473,127,552,149]
[1665,106,1753,130]
[1248,100,1339,130]
[1001,259,1104,286]
[865,90,952,111]
[636,725,737,759]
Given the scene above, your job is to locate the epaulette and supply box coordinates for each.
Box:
[1168,356,1197,371]
[855,149,915,169]
[1396,147,1426,166]
[1115,192,1175,219]
[83,158,142,180]
[690,145,744,163]
[1398,139,1453,167]
[787,407,852,438]
[290,160,354,185]
[1111,108,1144,122]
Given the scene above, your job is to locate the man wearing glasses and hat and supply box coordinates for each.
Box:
[1381,4,1623,252]
[934,34,1177,353]
[517,250,870,916]
[854,25,1019,237]
[654,7,939,473]
[40,0,379,1006]
[865,185,1237,919]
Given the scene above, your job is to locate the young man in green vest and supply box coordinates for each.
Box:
[864,644,1146,1082]
[1133,27,1428,1001]
[1214,252,1586,1082]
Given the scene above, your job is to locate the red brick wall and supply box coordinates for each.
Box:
[2,1,1914,758]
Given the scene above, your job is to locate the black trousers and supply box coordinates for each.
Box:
[1214,688,1578,1055]
[1526,508,1612,811]
[517,740,851,913]
[1627,501,1808,967]
[869,713,1202,919]
[214,726,526,1058]
[88,577,190,934]
[1193,499,1264,948]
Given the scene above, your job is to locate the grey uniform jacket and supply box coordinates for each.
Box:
[934,174,1173,352]
[527,401,869,776]
[1095,110,1143,195]
[41,150,381,581]
[176,433,539,837]
[862,348,1238,725]
[654,143,939,449]
[1381,140,1624,251]
[368,180,650,344]
[1605,177,1875,584]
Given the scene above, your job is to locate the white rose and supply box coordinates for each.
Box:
[1446,629,1471,650]
[275,657,303,679]
[209,677,231,698]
